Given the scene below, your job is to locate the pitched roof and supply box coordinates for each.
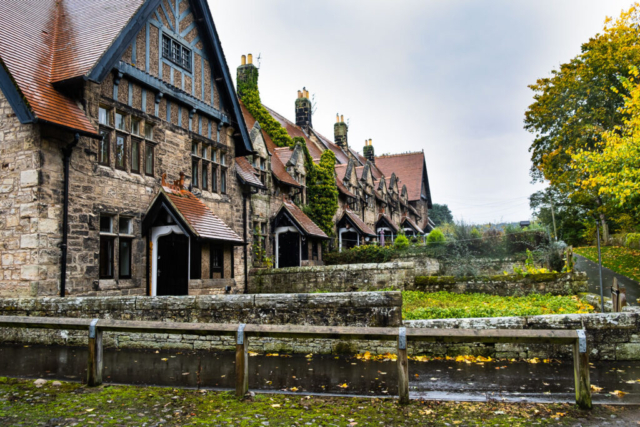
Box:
[341,210,376,236]
[0,0,141,134]
[277,200,329,239]
[240,101,300,188]
[377,214,399,232]
[146,186,243,244]
[274,147,294,166]
[235,157,265,189]
[375,152,429,203]
[309,128,351,165]
[402,216,424,234]
[263,105,324,161]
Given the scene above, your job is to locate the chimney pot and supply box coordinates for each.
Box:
[298,90,302,99]
[248,53,253,64]
[336,114,340,123]
[241,55,246,65]
[340,115,344,123]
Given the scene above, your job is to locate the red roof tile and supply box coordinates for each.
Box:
[0,0,144,135]
[162,186,243,243]
[239,101,300,188]
[375,152,425,202]
[377,213,399,232]
[310,128,351,165]
[278,200,328,239]
[235,157,265,188]
[274,147,294,166]
[342,210,376,236]
[402,216,424,234]
[263,105,325,161]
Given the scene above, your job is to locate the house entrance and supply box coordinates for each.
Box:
[278,231,300,268]
[156,232,189,296]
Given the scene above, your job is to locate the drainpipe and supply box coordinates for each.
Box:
[60,133,80,297]
[243,191,248,293]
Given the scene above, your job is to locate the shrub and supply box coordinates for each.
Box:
[323,245,395,265]
[626,233,640,249]
[427,228,446,245]
[394,234,410,250]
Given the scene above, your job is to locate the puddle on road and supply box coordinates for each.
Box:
[1,344,639,404]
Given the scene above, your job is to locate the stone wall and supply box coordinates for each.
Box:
[411,272,588,297]
[248,262,415,293]
[405,310,640,361]
[0,292,402,354]
[0,89,54,298]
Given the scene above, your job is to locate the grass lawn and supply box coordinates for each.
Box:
[575,246,640,282]
[0,377,635,426]
[402,291,594,320]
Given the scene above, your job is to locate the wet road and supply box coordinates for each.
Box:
[575,255,640,305]
[1,345,640,404]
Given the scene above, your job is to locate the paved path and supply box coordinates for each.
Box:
[575,255,640,306]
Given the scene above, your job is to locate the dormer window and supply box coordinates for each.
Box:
[162,35,192,71]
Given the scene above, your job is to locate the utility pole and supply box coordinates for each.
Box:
[596,219,605,313]
[550,199,558,242]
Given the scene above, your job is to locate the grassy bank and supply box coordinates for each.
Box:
[0,377,634,426]
[575,246,640,282]
[402,291,594,320]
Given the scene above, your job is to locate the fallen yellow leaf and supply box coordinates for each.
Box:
[590,385,603,392]
[610,390,627,397]
[338,383,348,388]
[271,404,281,408]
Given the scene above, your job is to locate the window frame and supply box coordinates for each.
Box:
[211,164,218,193]
[220,167,227,194]
[162,34,192,72]
[99,235,115,279]
[98,127,111,166]
[115,133,127,170]
[118,238,133,279]
[131,137,142,174]
[192,159,200,189]
[115,111,126,131]
[202,161,209,191]
[209,244,224,279]
[145,143,155,177]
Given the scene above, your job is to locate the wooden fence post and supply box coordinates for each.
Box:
[236,324,249,397]
[573,330,592,409]
[87,319,103,387]
[397,327,409,405]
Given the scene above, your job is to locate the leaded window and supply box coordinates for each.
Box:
[162,35,192,71]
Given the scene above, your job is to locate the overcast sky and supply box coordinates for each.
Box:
[209,0,635,224]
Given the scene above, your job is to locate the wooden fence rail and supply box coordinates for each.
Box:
[0,316,591,409]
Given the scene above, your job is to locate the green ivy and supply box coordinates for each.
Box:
[238,73,338,236]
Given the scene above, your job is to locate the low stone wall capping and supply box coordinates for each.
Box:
[248,261,416,294]
[412,272,588,297]
[405,310,640,361]
[0,293,402,354]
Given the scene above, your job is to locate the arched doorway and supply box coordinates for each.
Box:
[156,231,189,296]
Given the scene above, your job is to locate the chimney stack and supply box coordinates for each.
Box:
[295,87,313,131]
[363,139,375,163]
[237,53,258,97]
[334,113,348,151]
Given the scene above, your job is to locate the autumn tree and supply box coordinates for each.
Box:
[572,66,640,221]
[429,204,454,226]
[524,3,640,242]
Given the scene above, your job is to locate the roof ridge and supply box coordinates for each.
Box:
[376,151,424,159]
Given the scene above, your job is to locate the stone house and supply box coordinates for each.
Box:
[0,0,259,298]
[235,59,434,256]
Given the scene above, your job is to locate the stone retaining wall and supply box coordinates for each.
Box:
[248,262,415,293]
[0,293,401,354]
[411,272,588,296]
[405,310,640,361]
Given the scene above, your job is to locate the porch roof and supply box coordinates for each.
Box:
[402,216,424,234]
[274,201,329,240]
[143,185,244,245]
[339,210,376,237]
[376,214,399,232]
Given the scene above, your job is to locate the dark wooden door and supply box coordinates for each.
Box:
[342,232,359,250]
[278,232,300,268]
[157,232,189,296]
